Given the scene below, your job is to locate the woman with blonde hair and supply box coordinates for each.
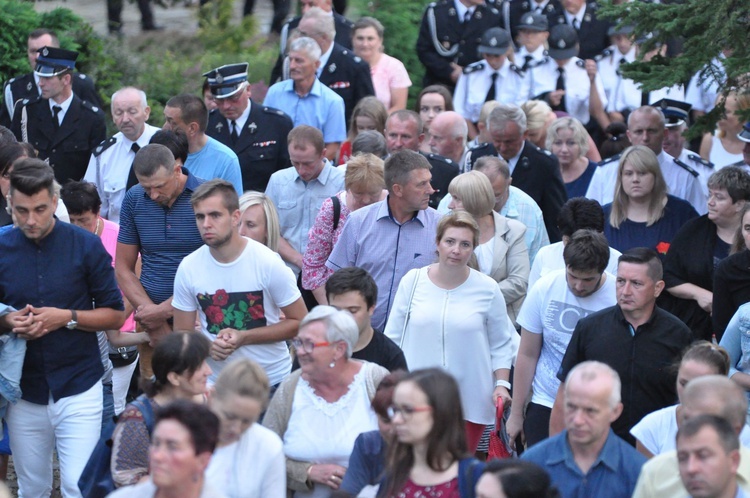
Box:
[521,100,601,162]
[206,359,285,497]
[603,145,698,257]
[385,211,516,453]
[303,153,387,304]
[447,171,529,324]
[546,117,597,198]
[700,90,750,167]
[238,191,281,252]
[338,96,388,165]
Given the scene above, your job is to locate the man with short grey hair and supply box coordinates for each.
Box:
[634,375,750,498]
[264,37,346,161]
[84,86,160,223]
[467,103,567,241]
[522,361,646,497]
[586,105,706,212]
[296,7,374,128]
[428,111,470,171]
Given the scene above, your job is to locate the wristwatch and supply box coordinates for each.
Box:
[66,310,78,330]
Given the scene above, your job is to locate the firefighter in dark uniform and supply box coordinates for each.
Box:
[204,63,294,192]
[1,29,102,127]
[508,0,563,41]
[10,47,106,185]
[416,0,504,89]
[550,0,609,60]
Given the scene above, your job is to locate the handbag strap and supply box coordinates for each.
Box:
[398,270,421,349]
[495,398,504,426]
[331,195,341,231]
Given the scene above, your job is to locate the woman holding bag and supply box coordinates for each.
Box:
[385,211,516,453]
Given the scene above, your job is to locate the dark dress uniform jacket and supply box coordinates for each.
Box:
[551,2,610,60]
[318,44,375,127]
[508,0,564,39]
[467,140,567,242]
[206,104,293,192]
[11,95,106,184]
[417,0,504,88]
[1,71,103,127]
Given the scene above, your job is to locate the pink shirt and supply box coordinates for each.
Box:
[100,218,136,332]
[371,53,412,109]
[302,191,351,290]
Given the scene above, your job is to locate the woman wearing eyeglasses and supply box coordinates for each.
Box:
[263,306,389,497]
[385,211,516,453]
[379,368,484,498]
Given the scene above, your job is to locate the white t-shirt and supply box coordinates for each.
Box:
[516,269,618,407]
[631,404,750,456]
[206,423,286,498]
[173,238,301,386]
[528,241,622,290]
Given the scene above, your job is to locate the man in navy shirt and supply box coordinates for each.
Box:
[0,159,124,497]
[115,144,204,378]
[522,361,646,498]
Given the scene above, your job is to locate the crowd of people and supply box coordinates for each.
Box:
[0,0,749,495]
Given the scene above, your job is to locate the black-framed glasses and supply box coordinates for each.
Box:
[291,337,332,354]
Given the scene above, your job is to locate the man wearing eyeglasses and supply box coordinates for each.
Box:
[172,179,307,387]
[204,63,294,193]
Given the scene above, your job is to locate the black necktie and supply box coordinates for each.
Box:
[523,55,534,71]
[572,18,580,30]
[485,73,498,103]
[554,67,566,111]
[463,10,472,23]
[231,120,239,144]
[126,142,142,191]
[52,105,62,128]
[616,57,627,76]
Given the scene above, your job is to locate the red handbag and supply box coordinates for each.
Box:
[488,398,513,460]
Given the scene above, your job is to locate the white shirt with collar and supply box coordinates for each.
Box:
[316,43,335,78]
[48,92,73,125]
[597,45,636,110]
[454,0,476,22]
[585,149,707,213]
[454,58,529,123]
[83,123,161,223]
[230,99,252,135]
[506,142,525,175]
[531,57,607,124]
[530,0,551,12]
[563,4,585,28]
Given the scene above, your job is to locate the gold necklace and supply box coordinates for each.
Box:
[95,217,102,237]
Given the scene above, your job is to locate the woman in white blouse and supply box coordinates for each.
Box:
[447,170,530,325]
[385,211,516,453]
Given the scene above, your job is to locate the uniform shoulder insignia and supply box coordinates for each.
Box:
[490,6,499,14]
[263,106,288,118]
[510,64,524,76]
[688,154,714,168]
[575,59,585,68]
[472,142,492,153]
[342,49,348,56]
[21,98,29,105]
[354,56,362,63]
[78,73,88,80]
[674,157,699,177]
[94,136,118,157]
[8,77,16,84]
[427,153,453,164]
[534,145,552,156]
[598,153,621,166]
[428,1,437,7]
[463,63,484,74]
[81,100,101,113]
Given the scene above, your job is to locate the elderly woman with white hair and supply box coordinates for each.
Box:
[263,306,388,497]
[522,100,601,163]
[546,117,599,199]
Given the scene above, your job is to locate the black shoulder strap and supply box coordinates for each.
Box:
[331,195,341,231]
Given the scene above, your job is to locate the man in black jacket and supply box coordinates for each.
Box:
[466,103,567,241]
[10,47,106,184]
[204,63,293,192]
